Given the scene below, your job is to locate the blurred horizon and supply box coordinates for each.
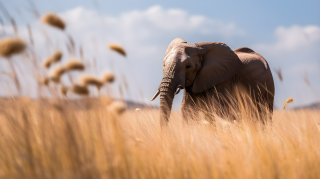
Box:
[0,0,320,110]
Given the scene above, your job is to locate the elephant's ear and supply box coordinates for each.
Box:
[192,42,242,93]
[164,38,187,57]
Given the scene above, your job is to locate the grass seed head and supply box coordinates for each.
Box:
[101,96,113,106]
[0,38,26,57]
[275,68,283,82]
[304,76,310,86]
[109,44,126,56]
[64,60,85,71]
[51,51,63,63]
[109,101,126,115]
[49,67,65,83]
[42,13,65,30]
[43,59,51,69]
[81,75,103,89]
[101,72,115,83]
[283,97,294,110]
[43,50,63,68]
[60,84,68,96]
[71,83,89,95]
[38,76,49,86]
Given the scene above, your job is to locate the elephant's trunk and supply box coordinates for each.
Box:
[159,77,176,127]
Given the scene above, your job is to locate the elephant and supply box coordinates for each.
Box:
[151,38,275,126]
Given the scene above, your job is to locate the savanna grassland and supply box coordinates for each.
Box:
[0,6,320,179]
[0,99,320,179]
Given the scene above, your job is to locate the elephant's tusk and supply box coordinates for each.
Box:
[175,87,181,95]
[151,90,160,101]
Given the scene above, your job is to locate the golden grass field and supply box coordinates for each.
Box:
[0,99,319,179]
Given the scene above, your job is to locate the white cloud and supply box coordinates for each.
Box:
[253,25,320,76]
[254,25,320,74]
[287,63,319,74]
[59,5,244,59]
[255,25,320,53]
[253,25,320,108]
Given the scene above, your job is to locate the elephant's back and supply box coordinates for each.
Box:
[234,47,268,70]
[234,48,271,81]
[234,48,275,99]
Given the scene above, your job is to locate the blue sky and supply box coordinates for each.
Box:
[1,0,320,110]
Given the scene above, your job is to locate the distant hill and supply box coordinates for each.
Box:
[0,97,158,111]
[125,100,158,109]
[293,102,320,110]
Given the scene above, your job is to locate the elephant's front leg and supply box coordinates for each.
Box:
[181,89,195,125]
[181,89,216,124]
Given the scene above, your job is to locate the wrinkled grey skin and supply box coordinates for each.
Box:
[153,38,275,127]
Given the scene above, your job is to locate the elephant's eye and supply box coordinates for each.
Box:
[186,65,191,69]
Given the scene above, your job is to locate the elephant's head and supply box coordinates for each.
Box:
[151,38,242,127]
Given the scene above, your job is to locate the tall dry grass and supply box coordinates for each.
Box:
[0,99,319,179]
[0,3,319,179]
